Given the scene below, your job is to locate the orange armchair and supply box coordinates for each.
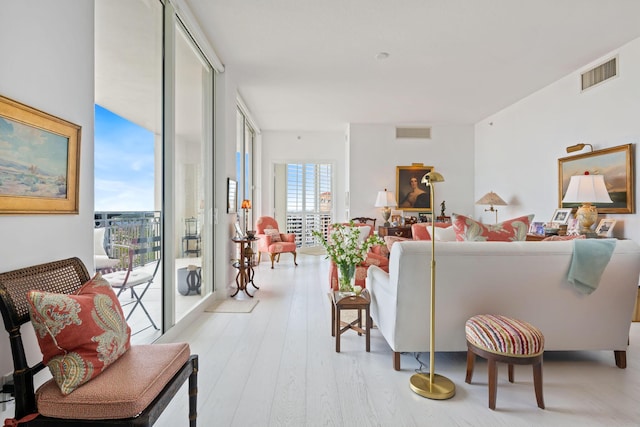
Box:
[328,223,389,291]
[255,216,298,269]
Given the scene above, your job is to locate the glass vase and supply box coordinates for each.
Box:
[337,263,356,294]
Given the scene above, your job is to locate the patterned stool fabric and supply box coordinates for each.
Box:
[465,314,544,356]
[465,314,545,410]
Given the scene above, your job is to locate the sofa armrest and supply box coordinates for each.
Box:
[367,265,396,323]
[367,265,392,294]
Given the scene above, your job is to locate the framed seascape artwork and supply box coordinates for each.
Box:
[396,164,434,212]
[227,178,237,213]
[558,144,634,214]
[0,95,81,214]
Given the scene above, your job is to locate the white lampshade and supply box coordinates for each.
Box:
[562,173,612,236]
[375,189,397,207]
[562,174,613,203]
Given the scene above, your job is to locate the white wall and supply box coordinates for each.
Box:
[260,130,348,221]
[475,36,640,241]
[348,124,476,224]
[213,67,242,290]
[0,0,95,378]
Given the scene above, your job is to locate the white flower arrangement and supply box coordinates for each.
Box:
[313,221,384,291]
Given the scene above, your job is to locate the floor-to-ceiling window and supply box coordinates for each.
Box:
[95,0,164,343]
[172,19,214,322]
[278,163,332,247]
[95,0,215,341]
[236,108,255,233]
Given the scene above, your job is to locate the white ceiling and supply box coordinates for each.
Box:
[185,0,640,132]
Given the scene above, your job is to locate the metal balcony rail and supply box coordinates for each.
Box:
[95,211,161,267]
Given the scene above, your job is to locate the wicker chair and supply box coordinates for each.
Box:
[0,257,198,426]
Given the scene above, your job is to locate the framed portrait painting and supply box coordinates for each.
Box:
[0,95,81,214]
[396,164,433,212]
[558,144,634,214]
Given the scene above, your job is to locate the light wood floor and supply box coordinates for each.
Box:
[2,253,637,425]
[154,253,640,426]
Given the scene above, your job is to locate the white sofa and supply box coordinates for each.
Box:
[367,240,640,370]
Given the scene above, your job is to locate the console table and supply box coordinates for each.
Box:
[231,236,259,297]
[378,225,412,238]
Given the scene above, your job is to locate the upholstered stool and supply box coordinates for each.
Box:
[465,314,545,410]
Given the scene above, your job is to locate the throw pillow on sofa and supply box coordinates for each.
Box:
[427,225,457,241]
[26,273,131,395]
[452,213,534,242]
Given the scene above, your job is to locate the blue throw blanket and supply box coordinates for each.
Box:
[567,238,616,295]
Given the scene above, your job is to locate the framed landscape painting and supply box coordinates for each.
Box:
[396,164,433,212]
[558,144,634,214]
[0,95,81,214]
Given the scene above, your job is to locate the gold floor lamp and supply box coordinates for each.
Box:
[410,171,456,400]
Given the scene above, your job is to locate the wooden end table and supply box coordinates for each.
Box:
[330,289,371,352]
[231,236,259,297]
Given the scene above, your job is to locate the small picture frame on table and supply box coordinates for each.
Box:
[234,222,244,238]
[418,212,432,223]
[529,221,545,235]
[566,218,580,235]
[551,208,572,225]
[595,219,616,237]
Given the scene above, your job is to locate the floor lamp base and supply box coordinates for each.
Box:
[409,373,455,400]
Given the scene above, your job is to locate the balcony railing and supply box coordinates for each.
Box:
[95,211,161,267]
[286,213,332,247]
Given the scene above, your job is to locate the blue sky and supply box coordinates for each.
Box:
[94,105,155,211]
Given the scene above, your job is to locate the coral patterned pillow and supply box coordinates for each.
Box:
[264,228,282,242]
[26,273,131,395]
[452,213,534,242]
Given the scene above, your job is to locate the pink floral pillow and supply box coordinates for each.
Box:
[26,273,131,394]
[383,235,410,252]
[264,228,282,242]
[452,213,534,242]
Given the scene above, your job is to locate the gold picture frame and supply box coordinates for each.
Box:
[0,95,81,214]
[396,164,434,212]
[558,144,634,214]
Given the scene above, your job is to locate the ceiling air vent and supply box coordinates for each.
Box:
[581,57,617,91]
[396,126,431,139]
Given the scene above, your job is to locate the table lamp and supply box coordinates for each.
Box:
[562,172,612,237]
[409,171,455,400]
[375,189,397,227]
[241,199,252,234]
[475,191,507,224]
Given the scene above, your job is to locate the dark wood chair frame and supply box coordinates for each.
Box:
[465,341,544,410]
[351,217,376,229]
[0,257,199,426]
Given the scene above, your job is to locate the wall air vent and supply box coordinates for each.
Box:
[581,57,617,91]
[395,127,431,139]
